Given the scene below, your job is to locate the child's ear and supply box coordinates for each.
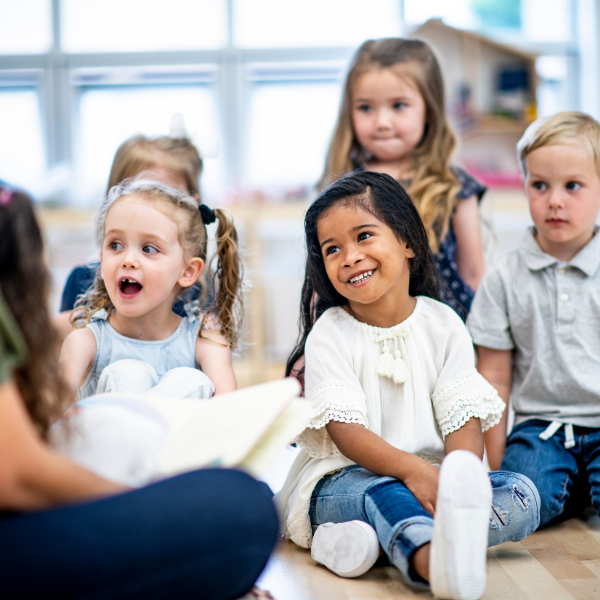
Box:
[178,257,204,288]
[405,244,415,259]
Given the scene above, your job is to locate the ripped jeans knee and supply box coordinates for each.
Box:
[488,471,541,546]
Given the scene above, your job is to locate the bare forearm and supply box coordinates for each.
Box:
[444,417,484,459]
[12,448,128,510]
[6,450,127,510]
[326,420,440,515]
[483,410,508,471]
[476,346,512,471]
[326,421,424,481]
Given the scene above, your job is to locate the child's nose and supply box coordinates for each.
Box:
[375,107,392,128]
[121,249,139,268]
[343,246,363,266]
[548,188,565,209]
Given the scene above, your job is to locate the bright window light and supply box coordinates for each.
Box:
[405,0,479,30]
[62,0,227,53]
[244,81,341,188]
[0,90,45,192]
[0,0,52,54]
[234,0,401,47]
[405,0,570,41]
[522,0,570,41]
[77,85,222,204]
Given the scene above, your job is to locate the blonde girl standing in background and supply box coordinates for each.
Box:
[321,38,486,319]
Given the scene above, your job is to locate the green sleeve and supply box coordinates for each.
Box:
[0,286,27,385]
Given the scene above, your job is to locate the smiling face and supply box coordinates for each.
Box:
[101,194,203,319]
[524,141,600,261]
[352,67,426,173]
[317,199,415,326]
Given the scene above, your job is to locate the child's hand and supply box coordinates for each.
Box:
[402,458,440,516]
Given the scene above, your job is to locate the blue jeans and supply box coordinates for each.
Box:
[0,469,278,600]
[309,464,540,586]
[501,419,600,527]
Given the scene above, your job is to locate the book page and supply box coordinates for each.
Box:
[146,378,302,475]
[239,399,309,476]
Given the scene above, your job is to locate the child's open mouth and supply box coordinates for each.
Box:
[119,277,143,297]
[348,270,374,286]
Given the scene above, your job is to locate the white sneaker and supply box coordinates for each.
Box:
[311,520,380,578]
[429,450,492,600]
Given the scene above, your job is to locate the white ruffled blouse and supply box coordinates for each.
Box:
[275,296,505,549]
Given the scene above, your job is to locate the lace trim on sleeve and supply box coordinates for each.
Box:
[432,368,505,439]
[294,381,368,459]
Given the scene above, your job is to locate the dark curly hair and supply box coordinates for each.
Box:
[0,185,69,438]
[286,170,441,377]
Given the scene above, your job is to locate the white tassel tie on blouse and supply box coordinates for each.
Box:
[375,330,409,384]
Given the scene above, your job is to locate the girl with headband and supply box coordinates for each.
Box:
[60,177,243,401]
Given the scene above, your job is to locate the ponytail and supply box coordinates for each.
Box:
[70,266,113,328]
[201,208,244,349]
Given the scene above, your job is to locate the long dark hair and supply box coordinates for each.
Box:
[0,185,70,438]
[286,171,441,377]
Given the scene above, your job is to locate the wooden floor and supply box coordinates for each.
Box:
[257,512,600,600]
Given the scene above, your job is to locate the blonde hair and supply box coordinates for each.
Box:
[108,135,203,197]
[71,179,244,349]
[517,111,600,177]
[320,38,461,252]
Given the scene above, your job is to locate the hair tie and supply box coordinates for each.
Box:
[0,188,13,207]
[199,203,216,224]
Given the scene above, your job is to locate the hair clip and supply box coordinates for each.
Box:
[198,203,216,224]
[0,188,13,207]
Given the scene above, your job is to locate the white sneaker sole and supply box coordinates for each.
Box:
[311,520,380,578]
[430,450,492,600]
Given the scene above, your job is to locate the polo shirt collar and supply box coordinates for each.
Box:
[519,226,600,276]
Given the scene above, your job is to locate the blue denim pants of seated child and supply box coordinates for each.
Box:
[309,464,540,587]
[97,358,215,399]
[501,419,600,528]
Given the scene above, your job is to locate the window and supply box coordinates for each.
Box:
[61,0,228,53]
[0,85,45,193]
[243,77,341,190]
[234,0,400,48]
[404,0,571,42]
[76,79,221,204]
[0,0,52,55]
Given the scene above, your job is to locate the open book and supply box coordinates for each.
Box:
[52,378,308,485]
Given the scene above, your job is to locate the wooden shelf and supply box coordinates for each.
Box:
[474,115,531,135]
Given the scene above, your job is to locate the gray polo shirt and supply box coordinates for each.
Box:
[467,227,600,427]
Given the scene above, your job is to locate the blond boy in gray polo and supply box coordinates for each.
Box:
[467,111,600,527]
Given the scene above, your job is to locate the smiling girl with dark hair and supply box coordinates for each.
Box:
[277,171,539,600]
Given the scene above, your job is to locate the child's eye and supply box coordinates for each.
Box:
[356,104,372,113]
[142,245,158,254]
[358,232,372,241]
[566,181,581,191]
[532,181,546,191]
[393,102,407,110]
[325,245,340,256]
[109,241,123,251]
